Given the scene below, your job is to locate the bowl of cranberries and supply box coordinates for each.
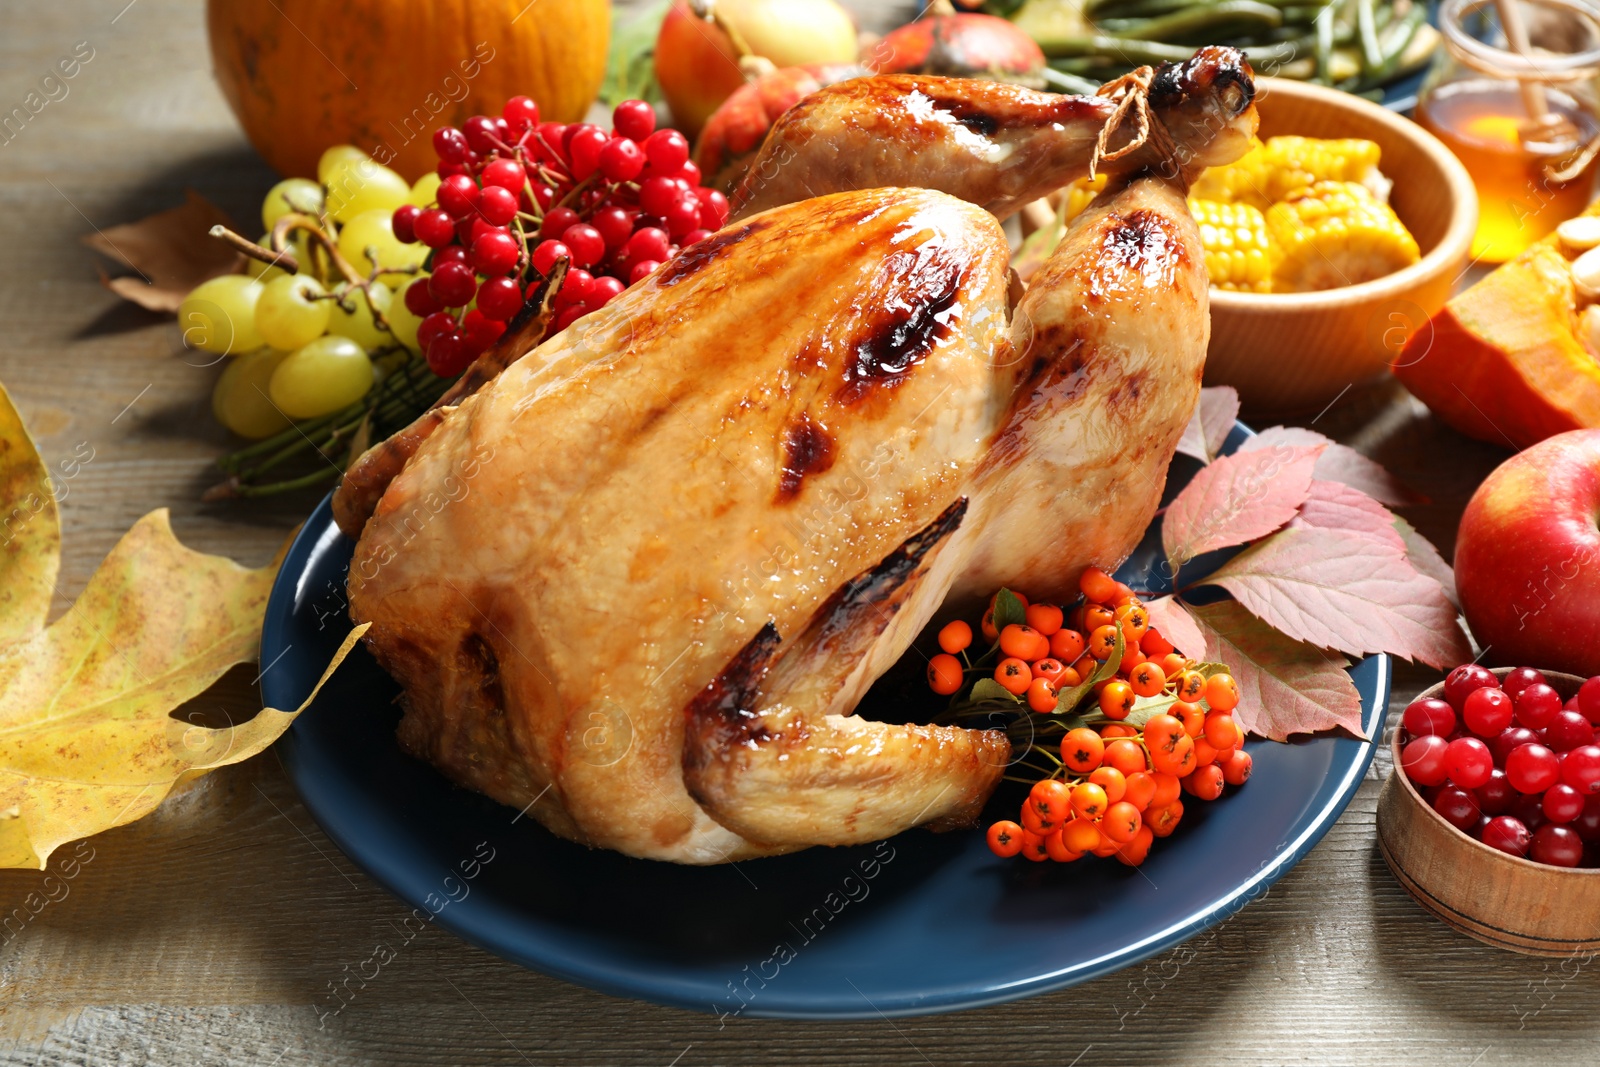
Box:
[1377,665,1600,956]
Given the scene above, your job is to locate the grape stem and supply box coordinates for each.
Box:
[209,225,300,274]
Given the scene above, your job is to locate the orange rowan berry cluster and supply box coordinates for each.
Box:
[927,566,1253,867]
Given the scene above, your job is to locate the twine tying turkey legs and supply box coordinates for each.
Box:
[1088,66,1177,181]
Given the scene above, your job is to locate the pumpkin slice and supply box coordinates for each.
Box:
[1395,199,1600,450]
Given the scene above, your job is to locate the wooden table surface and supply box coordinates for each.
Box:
[4,1,1598,1064]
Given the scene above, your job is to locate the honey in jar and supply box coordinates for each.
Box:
[1417,80,1599,262]
[1417,0,1600,262]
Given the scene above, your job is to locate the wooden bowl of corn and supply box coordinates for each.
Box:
[1197,78,1477,417]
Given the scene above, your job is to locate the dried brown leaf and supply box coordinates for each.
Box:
[81,190,244,313]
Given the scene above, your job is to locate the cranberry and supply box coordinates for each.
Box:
[1501,667,1547,698]
[1579,676,1600,725]
[1544,710,1593,753]
[462,115,501,154]
[390,204,420,244]
[461,308,505,355]
[428,260,477,307]
[599,137,645,182]
[437,174,480,219]
[1401,734,1450,787]
[639,175,683,218]
[566,124,609,179]
[1432,785,1482,832]
[1403,697,1456,739]
[426,329,471,376]
[1574,794,1600,842]
[1444,736,1494,789]
[403,277,441,317]
[1476,768,1516,815]
[1513,683,1563,730]
[628,258,661,284]
[626,226,672,264]
[531,240,570,276]
[502,95,540,133]
[1444,664,1498,711]
[697,188,730,229]
[561,224,606,268]
[1491,725,1541,764]
[592,206,634,250]
[1506,742,1561,794]
[432,126,469,163]
[555,268,595,308]
[414,208,456,248]
[470,230,519,276]
[1481,815,1532,857]
[643,128,690,173]
[1544,782,1586,824]
[1510,791,1549,834]
[1462,687,1514,738]
[416,311,453,352]
[474,276,523,322]
[433,245,468,269]
[1561,744,1600,795]
[612,99,656,141]
[589,275,625,305]
[477,185,519,227]
[1531,824,1584,867]
[480,159,525,192]
[540,207,580,241]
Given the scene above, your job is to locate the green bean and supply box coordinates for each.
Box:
[1109,0,1286,39]
[1036,34,1198,62]
[1314,2,1335,82]
[1355,0,1385,72]
[1358,4,1428,86]
[1040,67,1105,95]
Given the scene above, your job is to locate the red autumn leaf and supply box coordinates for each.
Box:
[1186,599,1367,740]
[1145,595,1206,659]
[1175,385,1240,465]
[80,190,244,313]
[1291,479,1405,553]
[1162,442,1324,573]
[1238,426,1422,506]
[1394,515,1458,608]
[1195,526,1471,669]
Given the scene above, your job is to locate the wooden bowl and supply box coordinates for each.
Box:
[1376,668,1600,956]
[1204,78,1478,417]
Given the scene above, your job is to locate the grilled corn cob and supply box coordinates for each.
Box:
[1265,181,1420,293]
[1191,136,1388,209]
[1189,199,1272,292]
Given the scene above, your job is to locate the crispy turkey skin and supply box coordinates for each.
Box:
[341,52,1258,863]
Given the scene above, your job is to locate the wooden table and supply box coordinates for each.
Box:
[4,1,1598,1063]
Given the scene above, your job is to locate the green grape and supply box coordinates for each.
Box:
[325,159,410,223]
[337,209,426,284]
[255,274,331,351]
[212,347,293,438]
[269,335,374,419]
[327,281,393,350]
[316,145,370,185]
[408,172,442,209]
[261,177,324,231]
[178,274,264,355]
[386,276,426,353]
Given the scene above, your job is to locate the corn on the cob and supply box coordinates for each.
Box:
[1189,199,1272,292]
[1060,174,1108,224]
[1191,136,1387,209]
[1265,181,1420,293]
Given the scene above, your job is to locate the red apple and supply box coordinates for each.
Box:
[1456,429,1600,675]
[655,0,859,138]
[868,8,1045,85]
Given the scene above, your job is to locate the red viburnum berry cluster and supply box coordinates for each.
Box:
[1400,664,1600,868]
[391,96,730,377]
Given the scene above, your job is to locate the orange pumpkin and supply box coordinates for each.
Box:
[207,0,610,181]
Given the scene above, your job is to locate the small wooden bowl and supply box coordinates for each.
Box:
[1205,78,1478,417]
[1376,668,1600,956]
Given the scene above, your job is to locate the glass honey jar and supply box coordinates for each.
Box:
[1415,0,1600,262]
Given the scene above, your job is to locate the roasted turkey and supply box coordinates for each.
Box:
[336,48,1258,863]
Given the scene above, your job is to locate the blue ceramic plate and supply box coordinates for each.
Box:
[262,422,1388,1019]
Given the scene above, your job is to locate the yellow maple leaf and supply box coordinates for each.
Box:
[0,385,59,648]
[0,381,364,869]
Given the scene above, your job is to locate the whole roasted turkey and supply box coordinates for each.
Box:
[335,48,1259,863]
